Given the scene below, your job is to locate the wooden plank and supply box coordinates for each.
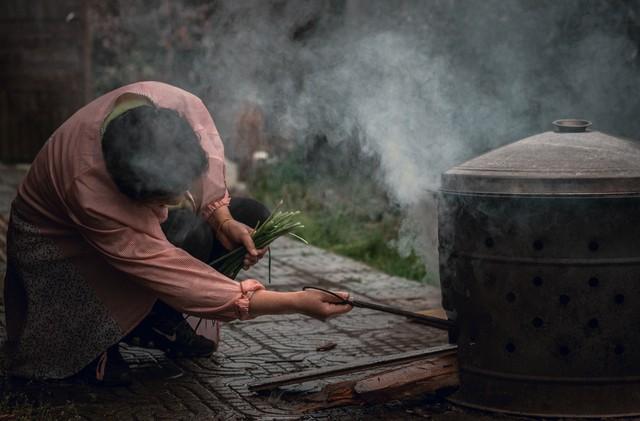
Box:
[298,353,459,412]
[0,0,90,163]
[0,90,7,160]
[0,90,79,162]
[354,353,458,396]
[417,308,448,319]
[0,214,7,262]
[249,343,457,392]
[0,20,83,38]
[0,0,84,20]
[0,69,83,87]
[0,76,86,89]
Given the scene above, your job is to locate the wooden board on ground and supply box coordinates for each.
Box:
[249,344,457,392]
[297,352,459,412]
[417,308,448,319]
[0,214,7,262]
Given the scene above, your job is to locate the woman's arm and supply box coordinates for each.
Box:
[249,289,352,320]
[65,171,353,323]
[65,172,265,322]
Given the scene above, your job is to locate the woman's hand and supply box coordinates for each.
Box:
[249,289,353,320]
[293,289,353,321]
[216,219,268,269]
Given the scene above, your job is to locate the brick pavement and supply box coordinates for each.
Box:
[0,164,503,420]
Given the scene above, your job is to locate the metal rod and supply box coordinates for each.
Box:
[351,299,455,330]
[302,286,456,331]
[248,344,458,392]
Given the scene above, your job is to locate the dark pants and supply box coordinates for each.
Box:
[152,197,270,321]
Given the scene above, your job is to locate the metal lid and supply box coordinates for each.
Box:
[441,120,640,196]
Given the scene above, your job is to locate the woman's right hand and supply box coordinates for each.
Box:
[293,289,353,321]
[249,289,353,320]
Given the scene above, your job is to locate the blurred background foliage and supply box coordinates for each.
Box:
[89,0,640,283]
[89,0,428,281]
[249,138,427,281]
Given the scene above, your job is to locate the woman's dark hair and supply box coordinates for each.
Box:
[102,106,208,201]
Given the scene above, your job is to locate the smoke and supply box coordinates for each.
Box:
[94,0,640,281]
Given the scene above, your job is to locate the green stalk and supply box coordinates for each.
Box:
[208,205,307,279]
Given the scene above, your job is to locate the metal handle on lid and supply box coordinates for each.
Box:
[552,119,592,133]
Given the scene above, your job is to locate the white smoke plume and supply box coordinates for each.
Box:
[94,0,640,281]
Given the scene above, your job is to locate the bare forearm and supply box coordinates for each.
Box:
[249,290,300,317]
[249,289,352,320]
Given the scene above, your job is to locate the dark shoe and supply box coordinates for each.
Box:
[74,345,131,387]
[124,314,215,358]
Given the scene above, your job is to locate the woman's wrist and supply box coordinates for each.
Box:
[248,290,300,318]
[249,289,353,321]
[210,205,233,233]
[216,217,234,236]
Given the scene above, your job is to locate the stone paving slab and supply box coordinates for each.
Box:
[0,164,506,420]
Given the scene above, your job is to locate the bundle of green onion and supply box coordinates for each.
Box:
[209,206,307,279]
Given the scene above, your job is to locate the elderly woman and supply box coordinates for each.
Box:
[4,81,351,385]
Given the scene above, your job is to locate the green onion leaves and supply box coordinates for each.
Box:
[210,203,307,279]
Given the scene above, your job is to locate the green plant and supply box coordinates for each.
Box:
[245,143,429,283]
[210,205,307,279]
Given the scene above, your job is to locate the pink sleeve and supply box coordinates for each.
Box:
[64,171,264,321]
[168,95,231,222]
[196,124,231,223]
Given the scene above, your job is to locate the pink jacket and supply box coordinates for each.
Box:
[13,81,264,333]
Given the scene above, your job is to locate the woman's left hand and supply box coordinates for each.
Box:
[217,220,268,269]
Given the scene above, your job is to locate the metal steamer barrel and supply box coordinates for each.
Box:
[438,120,640,417]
